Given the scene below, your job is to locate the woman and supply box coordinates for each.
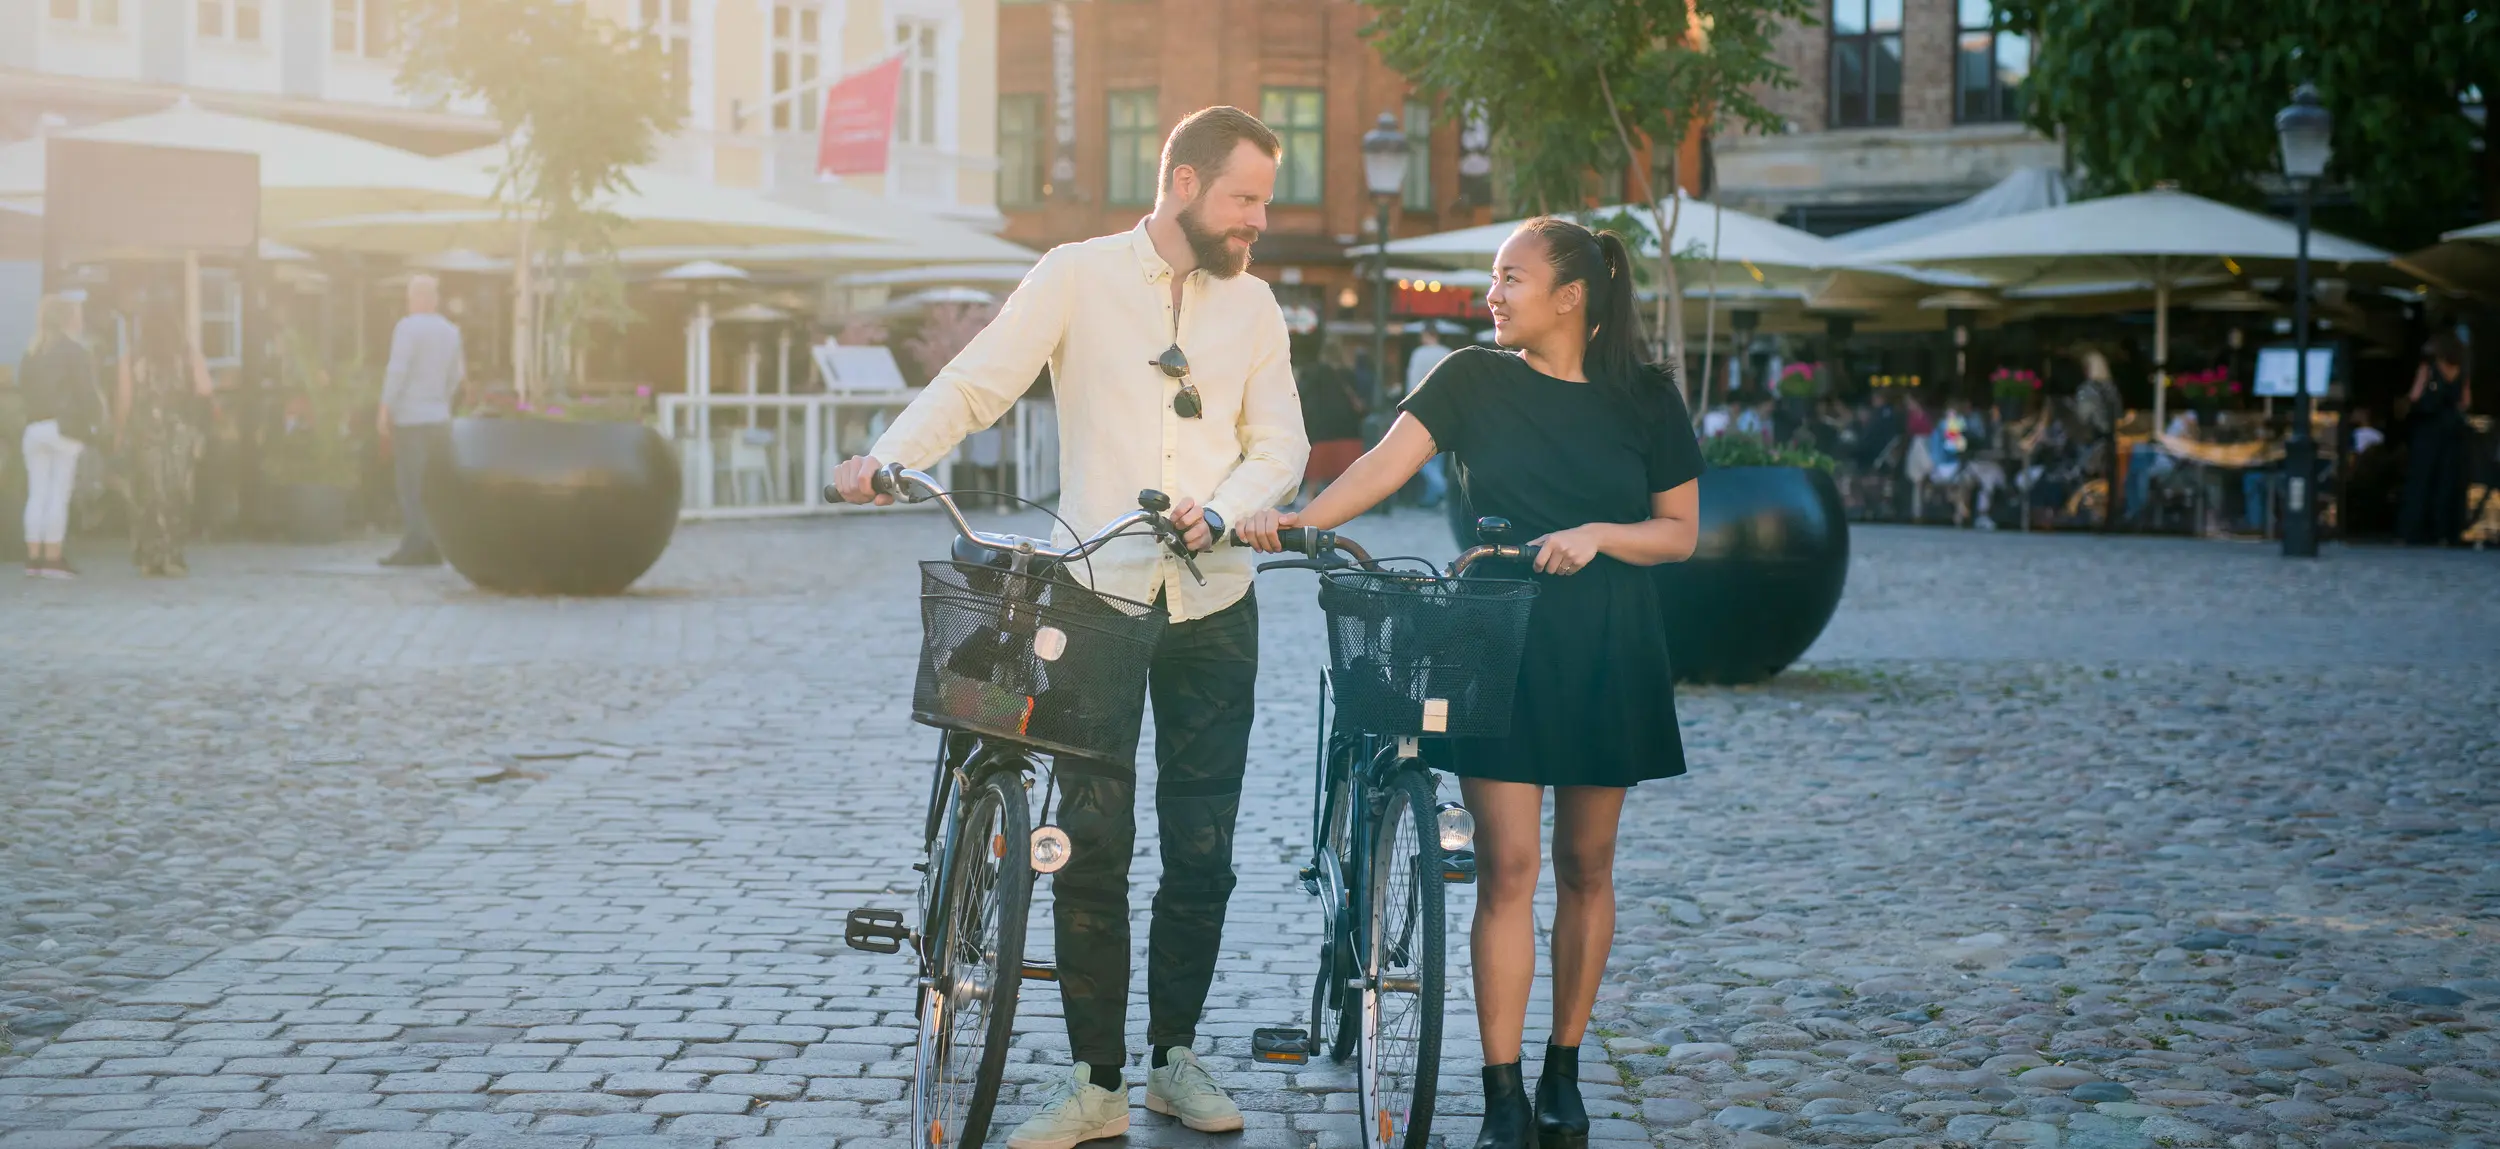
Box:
[1238,217,1702,1149]
[2400,331,2472,546]
[19,293,102,578]
[117,294,216,577]
[1296,341,1369,506]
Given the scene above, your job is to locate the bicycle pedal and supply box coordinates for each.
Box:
[1440,848,1477,884]
[1251,1027,1311,1064]
[1020,960,1058,982]
[843,908,908,954]
[1297,865,1321,896]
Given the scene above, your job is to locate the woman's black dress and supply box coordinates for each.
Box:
[1399,347,1703,788]
[2401,371,2469,545]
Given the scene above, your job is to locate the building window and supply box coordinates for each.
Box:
[199,0,263,42]
[1106,89,1159,206]
[1954,0,2029,123]
[198,269,242,369]
[640,0,692,112]
[1401,99,1433,212]
[331,0,391,57]
[999,94,1044,207]
[894,18,943,147]
[51,0,119,26]
[772,2,822,132]
[1260,87,1324,206]
[1830,0,1902,128]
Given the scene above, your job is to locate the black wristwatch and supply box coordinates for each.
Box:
[1199,507,1225,544]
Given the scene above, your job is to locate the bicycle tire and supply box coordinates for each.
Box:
[1309,735,1361,1064]
[912,768,1032,1149]
[1359,766,1445,1149]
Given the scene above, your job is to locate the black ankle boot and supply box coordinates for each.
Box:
[1535,1044,1589,1149]
[1476,1061,1533,1149]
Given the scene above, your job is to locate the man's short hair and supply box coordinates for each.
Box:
[1158,106,1281,196]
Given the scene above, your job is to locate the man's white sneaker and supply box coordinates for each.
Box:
[1004,1062,1131,1149]
[1145,1047,1245,1133]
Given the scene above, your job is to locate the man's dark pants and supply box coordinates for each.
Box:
[1053,589,1259,1070]
[390,421,451,559]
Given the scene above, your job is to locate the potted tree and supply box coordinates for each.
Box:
[1652,435,1849,684]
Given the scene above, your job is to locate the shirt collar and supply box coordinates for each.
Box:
[1129,218,1177,284]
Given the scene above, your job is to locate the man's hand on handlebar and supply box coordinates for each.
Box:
[1167,496,1215,553]
[831,455,894,506]
[1233,507,1300,553]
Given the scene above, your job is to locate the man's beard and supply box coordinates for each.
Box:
[1178,195,1258,278]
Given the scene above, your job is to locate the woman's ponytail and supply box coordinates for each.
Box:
[1586,230,1646,390]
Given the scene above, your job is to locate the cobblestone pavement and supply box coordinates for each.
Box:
[2,516,2497,1149]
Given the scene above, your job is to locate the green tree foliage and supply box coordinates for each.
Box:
[1363,0,1813,375]
[395,0,684,395]
[2002,0,2500,244]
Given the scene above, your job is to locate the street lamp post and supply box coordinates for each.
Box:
[1361,112,1411,413]
[2276,83,2332,558]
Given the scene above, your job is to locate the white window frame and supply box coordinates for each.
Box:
[49,0,121,27]
[332,0,391,59]
[198,0,265,44]
[771,0,825,133]
[892,15,946,148]
[640,0,696,120]
[198,269,243,370]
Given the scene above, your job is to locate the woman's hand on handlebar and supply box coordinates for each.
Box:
[829,455,894,506]
[1232,507,1300,552]
[1529,525,1604,576]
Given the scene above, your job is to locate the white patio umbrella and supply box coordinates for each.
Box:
[1362,193,1839,284]
[274,159,889,255]
[0,101,497,228]
[1845,188,2392,429]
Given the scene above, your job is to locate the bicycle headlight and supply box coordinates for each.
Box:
[1435,802,1474,851]
[1030,825,1073,874]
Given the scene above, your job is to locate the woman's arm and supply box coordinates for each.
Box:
[1530,479,1701,574]
[1295,414,1438,530]
[2410,362,2428,403]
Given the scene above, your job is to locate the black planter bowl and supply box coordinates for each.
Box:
[421,417,681,596]
[1656,465,1849,684]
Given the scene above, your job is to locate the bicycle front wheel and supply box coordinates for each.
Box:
[1359,766,1445,1149]
[912,769,1032,1149]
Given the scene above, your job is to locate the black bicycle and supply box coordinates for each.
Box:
[1240,518,1543,1149]
[834,464,1205,1149]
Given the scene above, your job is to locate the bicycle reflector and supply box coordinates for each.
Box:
[1030,825,1072,874]
[1436,802,1475,851]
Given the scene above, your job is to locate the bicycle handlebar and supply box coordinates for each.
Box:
[1223,523,1540,577]
[826,464,1208,582]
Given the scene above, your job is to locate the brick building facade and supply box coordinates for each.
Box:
[1716,0,2062,234]
[993,0,1503,332]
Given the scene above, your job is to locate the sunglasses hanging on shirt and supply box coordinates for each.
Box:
[1150,343,1203,419]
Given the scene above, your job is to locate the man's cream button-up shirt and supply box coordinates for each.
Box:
[870,221,1310,622]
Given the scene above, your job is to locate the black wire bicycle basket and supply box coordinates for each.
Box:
[1317,569,1538,739]
[913,560,1167,763]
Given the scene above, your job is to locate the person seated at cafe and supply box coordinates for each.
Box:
[2123,408,2201,524]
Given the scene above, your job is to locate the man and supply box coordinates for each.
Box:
[376,275,465,566]
[831,106,1307,1149]
[1402,324,1452,507]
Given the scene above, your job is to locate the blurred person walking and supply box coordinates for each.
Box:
[377,274,465,566]
[18,292,106,578]
[118,294,216,577]
[2400,331,2472,546]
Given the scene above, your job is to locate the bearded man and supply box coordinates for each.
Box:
[830,105,1309,1148]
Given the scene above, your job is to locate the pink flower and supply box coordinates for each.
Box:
[546,406,566,417]
[635,385,653,397]
[519,402,535,412]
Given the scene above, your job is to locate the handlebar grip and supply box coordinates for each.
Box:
[820,484,840,505]
[871,467,902,498]
[1225,525,1336,557]
[1516,544,1542,570]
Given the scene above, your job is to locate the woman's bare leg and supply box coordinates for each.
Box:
[1462,777,1545,1065]
[1547,786,1628,1047]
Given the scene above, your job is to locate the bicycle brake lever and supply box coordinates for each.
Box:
[1177,550,1207,585]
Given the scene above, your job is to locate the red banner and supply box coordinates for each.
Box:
[816,54,905,177]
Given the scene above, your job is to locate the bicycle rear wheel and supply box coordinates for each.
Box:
[1359,766,1445,1149]
[912,769,1031,1149]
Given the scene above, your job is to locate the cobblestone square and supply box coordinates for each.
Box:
[3,514,2496,1149]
